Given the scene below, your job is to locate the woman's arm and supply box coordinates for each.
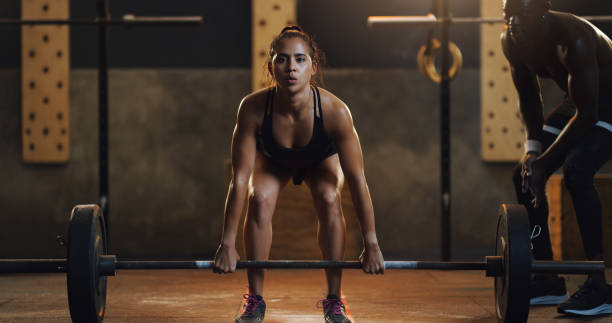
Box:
[214,97,259,273]
[326,96,384,273]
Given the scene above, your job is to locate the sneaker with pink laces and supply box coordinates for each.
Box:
[317,295,351,323]
[235,294,266,323]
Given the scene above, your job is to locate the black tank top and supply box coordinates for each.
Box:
[256,86,338,173]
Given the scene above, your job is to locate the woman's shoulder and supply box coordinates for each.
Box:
[316,87,352,122]
[238,87,271,116]
[316,87,354,138]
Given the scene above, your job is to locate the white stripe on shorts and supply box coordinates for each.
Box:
[543,125,562,135]
[596,121,612,133]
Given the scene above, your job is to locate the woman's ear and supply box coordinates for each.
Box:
[267,61,273,76]
[312,62,318,75]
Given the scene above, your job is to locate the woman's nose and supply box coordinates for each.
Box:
[287,58,297,71]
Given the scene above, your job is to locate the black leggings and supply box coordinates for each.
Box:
[512,114,612,261]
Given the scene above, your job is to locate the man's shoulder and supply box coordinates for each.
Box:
[500,29,521,64]
[551,11,602,44]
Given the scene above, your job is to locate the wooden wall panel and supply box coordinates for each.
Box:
[21,0,70,163]
[252,0,296,91]
[480,0,523,162]
[547,174,612,264]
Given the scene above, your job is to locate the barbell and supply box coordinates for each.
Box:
[369,13,612,84]
[0,204,605,323]
[367,14,612,27]
[0,15,202,26]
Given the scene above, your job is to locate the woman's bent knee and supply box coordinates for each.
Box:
[247,190,275,224]
[316,189,341,209]
[315,189,344,225]
[249,190,273,209]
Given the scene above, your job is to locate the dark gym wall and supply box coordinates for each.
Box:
[2,0,612,68]
[1,1,612,260]
[0,1,252,68]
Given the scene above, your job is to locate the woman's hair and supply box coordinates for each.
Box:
[264,25,326,87]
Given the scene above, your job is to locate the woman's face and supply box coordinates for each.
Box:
[270,37,316,91]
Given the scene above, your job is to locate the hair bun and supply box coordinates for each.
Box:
[281,25,303,33]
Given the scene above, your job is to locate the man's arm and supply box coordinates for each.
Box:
[535,35,599,168]
[502,33,549,205]
[502,33,545,143]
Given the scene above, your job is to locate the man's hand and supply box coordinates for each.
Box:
[213,244,240,274]
[521,152,546,208]
[527,164,547,208]
[520,152,538,192]
[359,244,385,274]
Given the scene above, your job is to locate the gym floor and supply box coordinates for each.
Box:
[1,269,611,322]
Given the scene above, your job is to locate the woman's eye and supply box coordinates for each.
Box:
[296,58,305,63]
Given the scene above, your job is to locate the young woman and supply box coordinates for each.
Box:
[213,26,384,323]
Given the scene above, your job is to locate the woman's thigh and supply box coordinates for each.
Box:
[248,153,292,212]
[303,155,344,211]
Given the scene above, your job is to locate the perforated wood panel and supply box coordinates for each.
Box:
[480,0,524,162]
[252,0,297,91]
[547,174,612,263]
[21,0,70,163]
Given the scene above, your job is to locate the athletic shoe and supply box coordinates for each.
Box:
[557,278,612,315]
[317,295,352,323]
[235,294,266,323]
[529,275,569,305]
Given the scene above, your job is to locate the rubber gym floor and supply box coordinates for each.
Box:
[1,268,611,322]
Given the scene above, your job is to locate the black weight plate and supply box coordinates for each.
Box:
[67,204,107,323]
[495,204,531,323]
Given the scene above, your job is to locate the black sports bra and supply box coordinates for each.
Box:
[256,86,338,171]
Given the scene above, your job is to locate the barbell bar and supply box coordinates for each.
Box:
[0,203,607,323]
[367,14,612,27]
[0,15,203,26]
[0,258,603,274]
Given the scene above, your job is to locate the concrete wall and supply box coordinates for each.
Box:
[1,67,610,260]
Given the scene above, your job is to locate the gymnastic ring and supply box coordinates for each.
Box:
[417,38,463,84]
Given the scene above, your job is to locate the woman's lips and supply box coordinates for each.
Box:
[287,78,297,85]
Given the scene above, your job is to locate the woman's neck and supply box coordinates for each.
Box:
[275,85,312,116]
